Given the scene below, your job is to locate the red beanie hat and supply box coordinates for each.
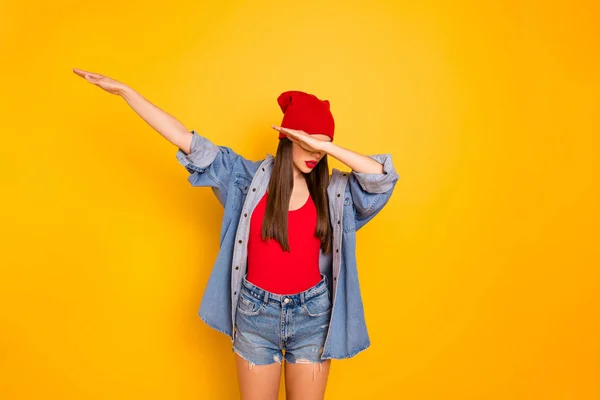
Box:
[277,91,335,141]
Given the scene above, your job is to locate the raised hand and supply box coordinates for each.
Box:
[72,68,127,95]
[271,125,329,153]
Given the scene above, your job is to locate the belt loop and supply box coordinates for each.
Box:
[300,292,305,305]
[263,290,269,304]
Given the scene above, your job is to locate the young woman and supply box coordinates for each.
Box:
[74,68,400,400]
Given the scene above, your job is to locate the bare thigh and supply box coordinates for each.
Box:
[285,359,331,400]
[235,353,283,400]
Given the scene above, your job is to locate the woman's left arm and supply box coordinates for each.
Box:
[321,142,385,174]
[325,142,401,231]
[273,125,400,230]
[273,125,398,191]
[273,124,385,174]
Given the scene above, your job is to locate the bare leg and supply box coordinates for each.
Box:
[234,352,283,400]
[284,359,331,400]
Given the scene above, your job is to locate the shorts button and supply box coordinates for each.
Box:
[284,298,290,304]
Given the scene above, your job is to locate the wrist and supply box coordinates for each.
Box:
[118,84,134,98]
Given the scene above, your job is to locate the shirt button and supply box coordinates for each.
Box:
[238,240,243,244]
[235,266,239,270]
[252,188,256,192]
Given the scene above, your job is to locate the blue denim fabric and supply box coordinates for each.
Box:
[176,130,400,360]
[233,273,332,365]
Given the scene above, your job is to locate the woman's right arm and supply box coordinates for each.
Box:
[119,85,193,155]
[73,68,257,206]
[72,67,191,154]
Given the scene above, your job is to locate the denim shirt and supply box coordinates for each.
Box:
[176,130,400,360]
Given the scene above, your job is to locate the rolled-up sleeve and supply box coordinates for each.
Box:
[347,153,400,230]
[351,154,400,194]
[175,130,221,174]
[175,130,242,205]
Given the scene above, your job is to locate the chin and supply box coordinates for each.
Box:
[294,163,310,174]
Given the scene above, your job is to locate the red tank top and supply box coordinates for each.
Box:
[246,191,322,294]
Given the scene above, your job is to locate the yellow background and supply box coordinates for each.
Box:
[1,0,599,398]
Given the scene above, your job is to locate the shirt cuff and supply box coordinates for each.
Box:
[175,130,220,173]
[351,154,400,194]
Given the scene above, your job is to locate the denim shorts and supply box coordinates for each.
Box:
[232,273,332,367]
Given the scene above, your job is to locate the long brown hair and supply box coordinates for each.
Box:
[261,138,332,254]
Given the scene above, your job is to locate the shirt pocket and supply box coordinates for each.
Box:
[231,173,253,212]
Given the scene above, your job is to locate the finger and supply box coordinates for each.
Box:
[73,69,92,79]
[290,135,307,146]
[286,134,300,144]
[79,69,103,78]
[272,124,288,133]
[277,125,298,135]
[84,74,98,83]
[274,125,299,137]
[73,68,103,79]
[73,70,98,82]
[276,127,292,135]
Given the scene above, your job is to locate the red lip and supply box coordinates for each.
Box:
[305,161,317,168]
